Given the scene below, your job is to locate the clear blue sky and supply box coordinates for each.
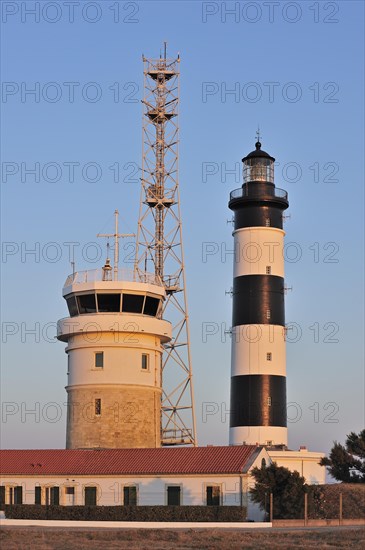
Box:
[1,1,364,455]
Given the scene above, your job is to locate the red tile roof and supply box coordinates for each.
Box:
[0,446,259,476]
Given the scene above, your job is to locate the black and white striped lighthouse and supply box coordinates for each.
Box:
[228,139,289,447]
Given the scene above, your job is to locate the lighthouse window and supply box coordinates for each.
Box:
[143,296,160,317]
[267,397,272,406]
[266,266,271,275]
[77,294,96,314]
[97,293,121,312]
[141,354,149,370]
[266,352,272,361]
[122,294,144,314]
[265,218,270,227]
[95,352,104,369]
[266,309,271,320]
[95,398,101,416]
[66,296,79,317]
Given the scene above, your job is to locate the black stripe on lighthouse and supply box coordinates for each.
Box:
[233,204,284,230]
[230,374,287,427]
[232,274,285,327]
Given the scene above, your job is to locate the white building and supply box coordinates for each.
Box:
[0,446,272,521]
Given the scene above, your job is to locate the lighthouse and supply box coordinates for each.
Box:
[57,211,172,449]
[228,138,289,447]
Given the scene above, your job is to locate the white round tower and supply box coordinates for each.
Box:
[57,263,171,449]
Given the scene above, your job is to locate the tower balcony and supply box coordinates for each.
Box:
[229,184,288,209]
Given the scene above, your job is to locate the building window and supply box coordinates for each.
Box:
[84,486,97,506]
[9,486,23,505]
[95,398,101,416]
[266,352,272,361]
[261,458,267,468]
[267,396,272,406]
[266,309,271,320]
[141,354,149,371]
[45,487,60,506]
[266,440,273,447]
[206,485,220,506]
[265,218,270,227]
[0,486,5,506]
[123,486,137,506]
[266,266,271,274]
[34,486,41,505]
[167,486,181,506]
[95,352,104,369]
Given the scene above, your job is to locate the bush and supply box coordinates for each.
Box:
[3,505,247,522]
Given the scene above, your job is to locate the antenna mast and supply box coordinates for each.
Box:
[97,210,135,279]
[135,47,197,446]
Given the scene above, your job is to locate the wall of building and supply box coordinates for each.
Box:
[267,450,326,484]
[0,474,251,507]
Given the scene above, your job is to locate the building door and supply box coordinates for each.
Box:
[0,486,5,506]
[167,486,181,506]
[206,485,220,506]
[84,486,97,506]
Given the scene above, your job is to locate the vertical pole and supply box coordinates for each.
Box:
[114,209,119,281]
[304,492,308,526]
[269,492,273,523]
[339,492,343,525]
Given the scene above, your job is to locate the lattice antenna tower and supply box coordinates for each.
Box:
[134,44,197,446]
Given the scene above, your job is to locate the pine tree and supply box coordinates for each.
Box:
[249,462,307,519]
[320,429,365,483]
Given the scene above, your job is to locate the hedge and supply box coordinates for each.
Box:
[307,484,365,520]
[3,505,247,522]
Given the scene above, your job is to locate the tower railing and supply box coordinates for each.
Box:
[64,268,162,288]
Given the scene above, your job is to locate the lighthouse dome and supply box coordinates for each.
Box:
[242,141,275,163]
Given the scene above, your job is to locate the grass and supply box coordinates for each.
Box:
[1,526,365,550]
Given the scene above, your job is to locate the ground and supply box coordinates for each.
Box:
[1,526,364,549]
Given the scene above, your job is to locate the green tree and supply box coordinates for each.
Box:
[249,462,307,519]
[320,429,365,483]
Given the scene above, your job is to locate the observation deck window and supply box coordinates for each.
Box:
[144,296,160,317]
[66,296,78,317]
[65,292,162,317]
[77,294,97,314]
[97,293,121,313]
[122,294,145,314]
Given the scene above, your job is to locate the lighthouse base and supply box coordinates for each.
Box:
[66,385,161,449]
[229,426,287,447]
